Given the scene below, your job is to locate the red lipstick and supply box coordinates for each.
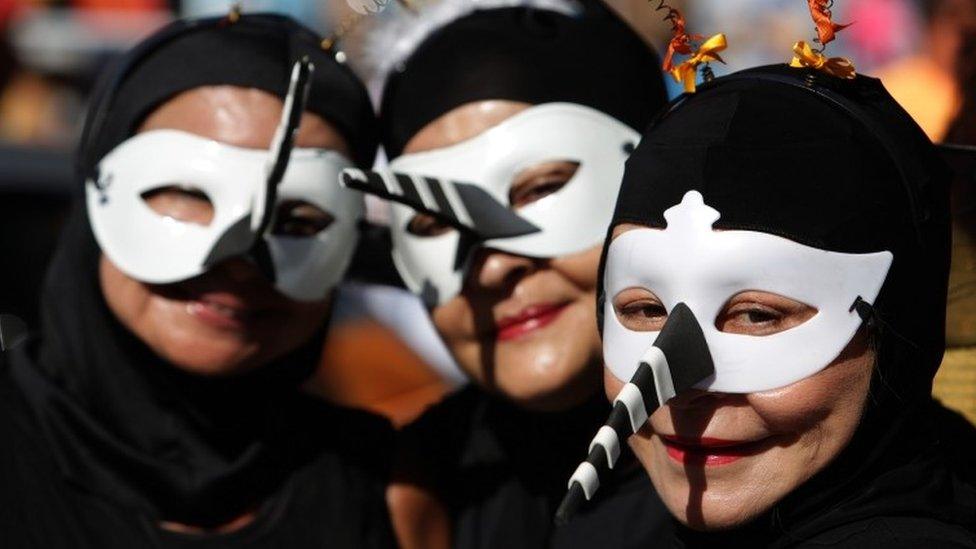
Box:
[495,303,569,341]
[661,436,764,466]
[185,294,254,331]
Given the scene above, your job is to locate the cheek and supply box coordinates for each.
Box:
[431,298,473,345]
[549,246,601,291]
[99,255,153,332]
[604,367,625,403]
[747,348,874,437]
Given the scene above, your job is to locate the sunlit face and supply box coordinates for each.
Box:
[100,85,351,376]
[603,222,875,530]
[403,100,603,411]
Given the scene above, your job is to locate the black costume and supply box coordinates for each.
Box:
[603,63,976,548]
[380,1,672,547]
[0,14,394,548]
[400,387,670,548]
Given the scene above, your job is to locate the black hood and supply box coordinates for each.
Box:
[378,0,667,158]
[600,64,973,545]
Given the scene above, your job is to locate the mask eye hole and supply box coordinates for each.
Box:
[613,287,668,332]
[406,212,454,237]
[272,200,335,237]
[714,291,817,336]
[509,160,580,209]
[141,185,214,226]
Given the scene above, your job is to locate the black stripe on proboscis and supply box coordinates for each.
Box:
[364,171,389,193]
[631,362,662,413]
[554,444,612,525]
[555,483,585,526]
[394,173,424,209]
[607,400,635,442]
[425,177,459,222]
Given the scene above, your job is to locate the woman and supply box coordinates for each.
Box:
[0,14,394,547]
[593,62,976,546]
[350,0,671,547]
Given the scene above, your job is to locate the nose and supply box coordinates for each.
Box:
[469,248,538,293]
[211,257,266,284]
[666,388,728,411]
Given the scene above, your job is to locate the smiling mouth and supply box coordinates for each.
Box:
[660,435,769,466]
[494,302,570,341]
[186,299,256,330]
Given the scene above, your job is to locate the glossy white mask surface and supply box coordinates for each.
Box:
[602,191,892,393]
[87,129,362,301]
[387,102,639,306]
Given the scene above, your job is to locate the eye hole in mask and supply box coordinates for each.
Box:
[141,185,214,226]
[508,159,580,208]
[405,159,581,238]
[272,199,335,238]
[612,288,818,337]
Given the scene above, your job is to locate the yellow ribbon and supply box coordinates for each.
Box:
[670,33,727,93]
[789,40,856,79]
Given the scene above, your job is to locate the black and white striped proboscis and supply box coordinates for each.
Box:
[555,302,715,524]
[340,168,540,240]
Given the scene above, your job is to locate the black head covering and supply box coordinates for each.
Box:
[5,14,376,528]
[378,0,667,158]
[79,13,378,171]
[600,64,975,544]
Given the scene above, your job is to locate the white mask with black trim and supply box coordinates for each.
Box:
[87,129,362,301]
[383,102,639,306]
[602,190,893,393]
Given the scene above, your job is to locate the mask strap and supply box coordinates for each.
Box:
[850,295,920,353]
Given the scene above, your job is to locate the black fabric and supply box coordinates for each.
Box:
[601,64,976,546]
[0,342,395,548]
[0,199,395,536]
[0,14,395,544]
[399,386,672,548]
[79,13,377,171]
[378,0,667,158]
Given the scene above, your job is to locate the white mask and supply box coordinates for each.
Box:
[602,190,892,393]
[87,129,362,301]
[345,102,639,306]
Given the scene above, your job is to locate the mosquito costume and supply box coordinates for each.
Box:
[348,0,672,546]
[562,63,976,547]
[0,15,394,548]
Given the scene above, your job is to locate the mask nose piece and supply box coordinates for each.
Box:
[201,215,276,284]
[555,302,714,525]
[202,214,256,269]
[246,237,277,284]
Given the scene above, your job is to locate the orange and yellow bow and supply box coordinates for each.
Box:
[789,40,855,79]
[669,33,727,93]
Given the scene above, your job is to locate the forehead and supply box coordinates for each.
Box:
[611,222,656,241]
[402,99,532,155]
[137,85,349,153]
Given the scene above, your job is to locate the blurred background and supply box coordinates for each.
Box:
[1,0,974,425]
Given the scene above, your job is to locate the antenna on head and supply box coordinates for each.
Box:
[252,57,313,235]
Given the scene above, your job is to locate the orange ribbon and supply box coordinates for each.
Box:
[789,40,856,80]
[670,33,727,93]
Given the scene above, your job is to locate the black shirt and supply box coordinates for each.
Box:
[0,349,396,549]
[398,385,671,548]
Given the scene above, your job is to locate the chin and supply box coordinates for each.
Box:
[647,456,773,532]
[492,354,601,412]
[149,315,261,376]
[158,335,260,376]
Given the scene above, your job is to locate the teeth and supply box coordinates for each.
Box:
[187,301,245,320]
